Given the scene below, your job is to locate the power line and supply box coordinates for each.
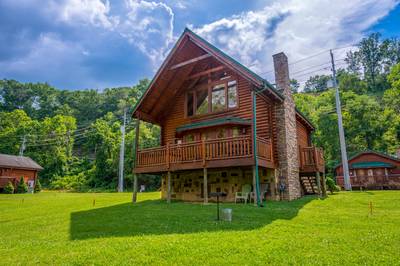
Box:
[257,44,356,75]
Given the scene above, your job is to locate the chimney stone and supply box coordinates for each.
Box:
[273,52,301,200]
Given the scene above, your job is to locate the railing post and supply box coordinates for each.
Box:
[313,146,319,171]
[166,142,170,170]
[298,145,302,170]
[202,139,206,167]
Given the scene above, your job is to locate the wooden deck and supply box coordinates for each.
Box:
[134,136,325,174]
[134,136,274,173]
[299,146,325,173]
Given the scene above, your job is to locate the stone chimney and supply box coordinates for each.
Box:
[273,52,301,200]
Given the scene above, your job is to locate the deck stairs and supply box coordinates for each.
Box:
[300,176,319,195]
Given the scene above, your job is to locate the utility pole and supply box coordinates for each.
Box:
[118,108,127,192]
[330,49,351,191]
[19,135,26,156]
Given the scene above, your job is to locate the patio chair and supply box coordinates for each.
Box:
[235,184,252,204]
[250,183,269,203]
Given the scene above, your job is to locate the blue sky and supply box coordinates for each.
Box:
[0,0,399,90]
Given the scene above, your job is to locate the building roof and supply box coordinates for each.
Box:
[132,28,315,130]
[350,161,395,169]
[176,117,251,133]
[335,150,400,170]
[0,154,43,170]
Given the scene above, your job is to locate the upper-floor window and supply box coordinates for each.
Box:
[186,79,237,117]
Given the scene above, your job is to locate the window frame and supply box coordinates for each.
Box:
[185,76,238,118]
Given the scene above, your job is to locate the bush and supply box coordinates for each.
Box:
[16,177,28,193]
[326,176,341,194]
[3,181,14,194]
[34,179,42,193]
[50,173,88,191]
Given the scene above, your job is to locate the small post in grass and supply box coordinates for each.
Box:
[369,201,373,216]
[209,192,227,221]
[93,199,96,207]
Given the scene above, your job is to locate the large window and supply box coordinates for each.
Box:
[196,88,208,115]
[212,84,226,112]
[186,91,194,116]
[227,80,237,108]
[186,79,237,117]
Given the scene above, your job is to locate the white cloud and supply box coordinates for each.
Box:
[54,0,117,29]
[193,0,399,84]
[117,0,175,65]
[51,0,175,66]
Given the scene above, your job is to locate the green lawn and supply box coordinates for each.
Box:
[0,191,399,265]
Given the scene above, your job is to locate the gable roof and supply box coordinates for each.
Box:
[334,150,400,170]
[132,28,314,130]
[0,154,43,170]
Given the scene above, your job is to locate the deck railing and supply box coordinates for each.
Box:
[256,137,273,161]
[136,136,273,169]
[299,146,325,173]
[336,174,400,188]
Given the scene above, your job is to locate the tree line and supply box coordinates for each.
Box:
[0,79,161,191]
[0,33,399,190]
[293,33,400,172]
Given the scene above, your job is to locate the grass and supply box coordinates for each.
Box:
[0,191,399,265]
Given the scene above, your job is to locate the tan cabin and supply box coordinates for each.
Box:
[132,28,325,203]
[0,153,42,191]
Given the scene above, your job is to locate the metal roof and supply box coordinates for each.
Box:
[0,154,43,170]
[350,161,394,169]
[176,117,251,133]
[334,150,400,170]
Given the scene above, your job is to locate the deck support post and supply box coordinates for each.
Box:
[316,171,322,197]
[167,171,171,203]
[321,172,327,197]
[132,119,140,203]
[252,166,258,206]
[203,168,208,204]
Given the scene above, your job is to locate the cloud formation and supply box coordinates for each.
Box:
[0,0,398,89]
[193,0,399,83]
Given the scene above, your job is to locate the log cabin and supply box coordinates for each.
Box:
[0,154,42,191]
[335,150,400,190]
[131,28,326,203]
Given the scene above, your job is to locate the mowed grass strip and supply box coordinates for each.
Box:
[0,191,399,265]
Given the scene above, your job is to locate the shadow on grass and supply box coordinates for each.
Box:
[70,196,316,240]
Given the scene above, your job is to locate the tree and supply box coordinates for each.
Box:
[304,75,331,93]
[290,79,300,94]
[337,70,367,94]
[16,177,28,193]
[34,179,42,193]
[3,181,14,194]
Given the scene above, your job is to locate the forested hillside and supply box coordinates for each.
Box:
[0,79,161,190]
[294,33,400,171]
[0,33,399,190]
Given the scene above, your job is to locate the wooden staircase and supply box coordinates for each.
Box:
[300,176,319,195]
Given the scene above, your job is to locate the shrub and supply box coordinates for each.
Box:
[16,177,28,194]
[50,173,88,191]
[3,181,14,194]
[326,176,340,194]
[34,179,42,193]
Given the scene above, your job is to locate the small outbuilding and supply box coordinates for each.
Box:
[335,150,400,190]
[0,154,43,191]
